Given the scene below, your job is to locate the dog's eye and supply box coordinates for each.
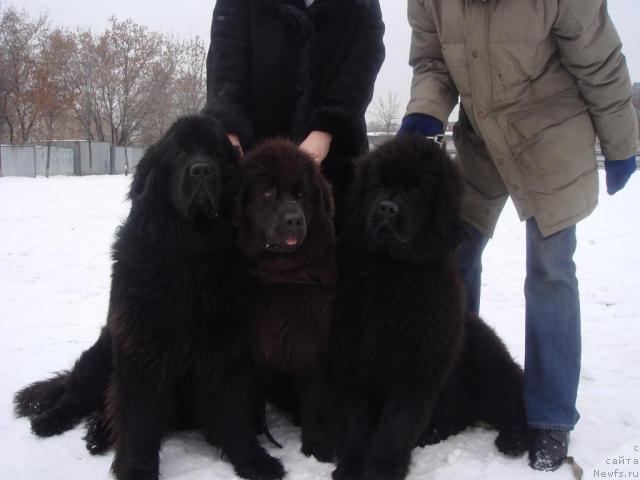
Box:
[264,188,276,199]
[296,191,305,198]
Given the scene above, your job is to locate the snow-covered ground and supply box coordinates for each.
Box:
[0,174,638,480]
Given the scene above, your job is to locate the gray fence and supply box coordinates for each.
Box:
[0,145,37,176]
[0,138,634,177]
[78,142,111,176]
[0,141,147,177]
[112,146,145,175]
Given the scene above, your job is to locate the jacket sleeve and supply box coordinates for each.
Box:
[404,0,458,126]
[306,1,386,153]
[553,0,638,161]
[202,0,254,146]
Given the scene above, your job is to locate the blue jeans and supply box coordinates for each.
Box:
[458,219,581,431]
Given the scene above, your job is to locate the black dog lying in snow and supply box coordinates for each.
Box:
[325,135,528,480]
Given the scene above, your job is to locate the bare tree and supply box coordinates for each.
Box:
[370,90,402,136]
[0,33,8,144]
[62,29,102,143]
[36,28,75,175]
[0,6,48,143]
[94,18,180,147]
[0,1,9,144]
[174,36,207,116]
[0,10,219,147]
[136,35,185,146]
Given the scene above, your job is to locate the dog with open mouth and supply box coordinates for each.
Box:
[233,139,337,459]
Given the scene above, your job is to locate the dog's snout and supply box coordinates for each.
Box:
[379,200,399,218]
[284,212,305,230]
[189,163,214,178]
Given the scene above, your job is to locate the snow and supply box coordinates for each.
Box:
[0,174,638,480]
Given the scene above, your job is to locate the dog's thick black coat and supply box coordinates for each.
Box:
[14,116,284,480]
[234,140,336,458]
[420,313,529,455]
[326,135,527,480]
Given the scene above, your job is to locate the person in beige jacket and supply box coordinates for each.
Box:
[398,0,638,472]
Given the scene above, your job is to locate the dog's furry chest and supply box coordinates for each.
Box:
[252,284,332,373]
[109,253,249,371]
[335,266,464,386]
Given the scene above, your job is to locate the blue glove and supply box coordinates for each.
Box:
[398,113,443,137]
[605,156,636,195]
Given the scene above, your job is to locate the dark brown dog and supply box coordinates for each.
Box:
[234,139,336,458]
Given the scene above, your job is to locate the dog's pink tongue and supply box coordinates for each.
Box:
[286,237,298,246]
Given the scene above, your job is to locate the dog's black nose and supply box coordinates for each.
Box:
[379,200,399,218]
[189,163,213,178]
[284,212,305,230]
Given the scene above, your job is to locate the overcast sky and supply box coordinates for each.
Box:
[12,0,640,120]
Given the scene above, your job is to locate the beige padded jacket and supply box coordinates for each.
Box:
[406,0,638,236]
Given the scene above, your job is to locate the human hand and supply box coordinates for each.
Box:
[605,156,636,195]
[227,133,244,156]
[300,131,333,165]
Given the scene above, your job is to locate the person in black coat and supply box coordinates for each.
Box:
[203,0,385,213]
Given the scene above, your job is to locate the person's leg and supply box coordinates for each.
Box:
[457,223,490,314]
[523,219,581,431]
[524,219,581,471]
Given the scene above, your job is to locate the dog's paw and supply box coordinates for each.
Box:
[30,407,81,437]
[362,456,409,480]
[418,427,448,447]
[301,439,334,463]
[333,456,364,480]
[495,427,530,457]
[112,463,159,480]
[234,451,285,480]
[84,411,112,455]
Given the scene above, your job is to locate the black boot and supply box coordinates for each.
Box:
[529,429,569,471]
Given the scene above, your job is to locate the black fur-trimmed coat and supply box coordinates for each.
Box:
[203,0,385,201]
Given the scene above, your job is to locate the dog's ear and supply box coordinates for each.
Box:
[129,145,159,203]
[429,161,466,253]
[232,184,245,228]
[345,154,372,217]
[315,172,335,224]
[353,153,372,180]
[337,154,373,245]
[431,193,465,252]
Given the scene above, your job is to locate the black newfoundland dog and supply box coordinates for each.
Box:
[326,135,528,480]
[233,139,336,457]
[14,115,284,480]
